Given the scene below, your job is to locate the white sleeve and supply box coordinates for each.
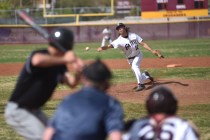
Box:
[136,34,143,43]
[111,39,120,49]
[183,126,199,140]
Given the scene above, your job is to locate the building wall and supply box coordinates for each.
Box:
[142,0,157,11]
[142,0,208,11]
[141,0,208,18]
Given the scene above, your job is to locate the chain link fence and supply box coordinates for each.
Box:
[0,7,210,43]
[0,6,140,25]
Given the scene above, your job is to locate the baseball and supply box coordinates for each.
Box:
[85,47,90,51]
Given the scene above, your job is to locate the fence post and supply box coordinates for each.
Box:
[15,10,18,24]
[76,14,79,25]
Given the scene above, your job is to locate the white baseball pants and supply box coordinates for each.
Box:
[4,102,47,140]
[128,52,149,85]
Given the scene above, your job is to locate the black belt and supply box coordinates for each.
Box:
[8,101,37,112]
[18,104,37,111]
[128,56,136,59]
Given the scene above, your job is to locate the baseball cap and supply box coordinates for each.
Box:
[82,59,112,83]
[116,23,126,30]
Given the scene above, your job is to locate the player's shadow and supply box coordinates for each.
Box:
[145,80,189,90]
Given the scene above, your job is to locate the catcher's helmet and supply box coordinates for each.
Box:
[49,27,74,52]
[146,86,178,115]
[116,23,126,30]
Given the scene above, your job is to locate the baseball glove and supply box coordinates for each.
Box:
[153,50,164,58]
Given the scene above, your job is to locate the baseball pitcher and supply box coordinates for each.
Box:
[98,23,164,92]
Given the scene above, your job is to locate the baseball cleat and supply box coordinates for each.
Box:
[145,71,154,82]
[135,84,145,92]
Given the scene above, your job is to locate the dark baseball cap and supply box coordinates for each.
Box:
[116,23,126,30]
[82,59,112,83]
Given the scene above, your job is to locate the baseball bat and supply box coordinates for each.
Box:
[17,10,66,52]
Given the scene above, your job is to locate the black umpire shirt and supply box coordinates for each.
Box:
[9,49,67,109]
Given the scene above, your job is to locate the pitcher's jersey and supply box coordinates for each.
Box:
[124,116,199,140]
[111,32,143,58]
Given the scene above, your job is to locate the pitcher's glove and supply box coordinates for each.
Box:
[153,50,164,58]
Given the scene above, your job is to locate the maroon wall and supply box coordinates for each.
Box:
[0,20,210,44]
[141,0,208,11]
[141,0,157,11]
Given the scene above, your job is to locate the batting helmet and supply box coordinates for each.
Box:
[49,27,74,52]
[146,86,178,115]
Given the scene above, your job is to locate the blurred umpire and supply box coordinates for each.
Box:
[4,27,84,140]
[123,86,200,140]
[43,59,124,140]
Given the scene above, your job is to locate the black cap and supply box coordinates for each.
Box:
[116,23,126,30]
[82,59,112,83]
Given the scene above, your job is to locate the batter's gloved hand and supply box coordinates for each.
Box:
[153,50,164,59]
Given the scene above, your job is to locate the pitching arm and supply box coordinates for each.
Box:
[97,44,114,52]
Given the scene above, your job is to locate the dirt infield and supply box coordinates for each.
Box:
[1,57,210,106]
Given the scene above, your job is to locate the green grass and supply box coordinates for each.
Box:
[0,38,210,139]
[0,38,210,63]
[144,38,210,58]
[112,68,210,84]
[0,45,46,63]
[1,67,210,139]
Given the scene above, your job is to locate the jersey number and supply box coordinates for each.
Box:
[125,44,131,50]
[125,44,139,50]
[135,45,139,50]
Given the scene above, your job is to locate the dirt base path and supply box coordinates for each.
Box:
[53,78,210,106]
[1,57,210,76]
[1,57,210,105]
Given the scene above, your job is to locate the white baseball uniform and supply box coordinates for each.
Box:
[111,32,149,84]
[124,116,199,140]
